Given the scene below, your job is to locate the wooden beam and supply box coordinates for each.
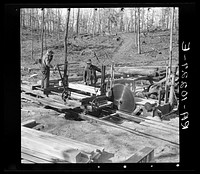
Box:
[68,83,101,95]
[21,119,37,128]
[77,112,179,146]
[116,111,179,131]
[21,93,68,112]
[21,159,35,163]
[21,126,104,163]
[123,147,154,163]
[21,147,53,163]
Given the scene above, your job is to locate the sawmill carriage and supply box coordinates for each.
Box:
[49,61,179,120]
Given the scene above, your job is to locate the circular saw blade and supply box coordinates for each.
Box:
[111,84,136,113]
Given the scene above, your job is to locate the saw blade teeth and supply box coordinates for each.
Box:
[112,84,136,113]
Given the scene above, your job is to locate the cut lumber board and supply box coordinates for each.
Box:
[22,147,68,163]
[21,126,104,163]
[139,121,178,134]
[70,92,90,100]
[117,112,178,134]
[68,83,101,95]
[21,148,52,163]
[77,112,179,146]
[21,119,37,128]
[123,147,154,163]
[21,159,35,164]
[21,93,68,111]
[135,97,157,105]
[116,111,179,131]
[22,126,104,153]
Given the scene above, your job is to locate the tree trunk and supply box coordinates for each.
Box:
[98,8,102,33]
[137,8,141,54]
[76,8,80,35]
[93,8,96,36]
[146,8,149,32]
[41,8,45,59]
[44,21,47,51]
[141,8,145,32]
[151,9,154,30]
[20,9,23,60]
[52,9,55,38]
[31,9,34,60]
[58,9,61,40]
[130,8,134,32]
[134,8,137,33]
[63,8,71,85]
[168,7,175,75]
[165,7,175,103]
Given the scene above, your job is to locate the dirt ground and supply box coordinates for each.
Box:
[21,30,179,163]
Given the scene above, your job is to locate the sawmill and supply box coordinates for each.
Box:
[20,7,179,164]
[27,60,179,119]
[21,60,179,164]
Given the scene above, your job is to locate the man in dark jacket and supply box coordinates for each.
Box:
[41,49,54,95]
[83,59,101,86]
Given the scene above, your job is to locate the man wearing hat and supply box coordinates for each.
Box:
[41,49,54,95]
[83,59,101,86]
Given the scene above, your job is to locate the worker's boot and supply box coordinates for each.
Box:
[43,89,49,97]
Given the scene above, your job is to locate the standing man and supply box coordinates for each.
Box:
[83,59,101,86]
[41,49,54,95]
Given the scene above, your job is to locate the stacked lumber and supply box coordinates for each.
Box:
[21,125,104,163]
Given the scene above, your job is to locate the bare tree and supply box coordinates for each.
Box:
[41,8,45,60]
[63,8,71,85]
[141,8,145,32]
[165,7,175,103]
[31,8,34,60]
[76,8,80,35]
[137,8,141,54]
[134,8,137,33]
[92,8,97,36]
[130,8,134,32]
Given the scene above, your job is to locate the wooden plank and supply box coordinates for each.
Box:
[21,147,68,163]
[22,128,91,163]
[21,159,35,164]
[21,152,52,163]
[117,112,178,134]
[139,121,178,134]
[135,97,158,105]
[22,126,104,154]
[116,111,179,131]
[123,147,154,163]
[78,112,179,146]
[21,119,37,128]
[70,92,90,100]
[68,83,101,95]
[21,93,68,111]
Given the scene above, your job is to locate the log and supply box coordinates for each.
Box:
[114,67,157,76]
